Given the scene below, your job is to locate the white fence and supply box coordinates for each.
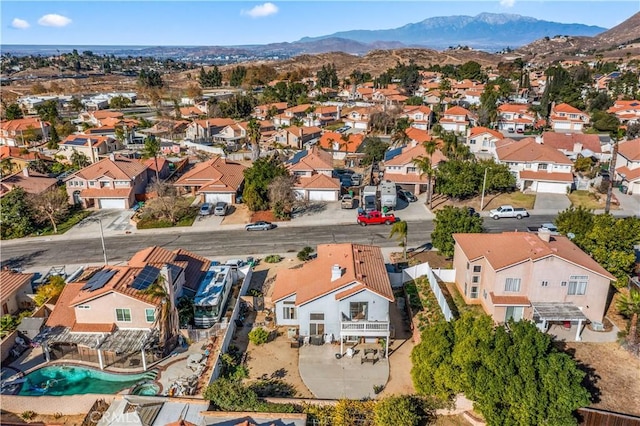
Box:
[402,262,455,322]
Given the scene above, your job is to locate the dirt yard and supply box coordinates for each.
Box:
[220,204,252,225]
[0,412,86,425]
[559,342,640,416]
[429,192,537,212]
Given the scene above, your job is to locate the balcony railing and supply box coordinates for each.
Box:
[340,320,390,334]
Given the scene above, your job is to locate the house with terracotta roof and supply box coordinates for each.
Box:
[178,106,204,119]
[302,105,341,127]
[318,132,365,162]
[38,246,211,370]
[174,156,246,204]
[439,106,472,133]
[607,100,640,125]
[549,103,589,132]
[405,127,432,145]
[540,132,603,160]
[272,243,394,355]
[185,118,236,144]
[497,104,536,132]
[466,127,504,154]
[1,168,59,198]
[59,134,122,164]
[400,105,433,131]
[615,138,640,195]
[452,231,616,340]
[0,117,51,147]
[0,146,54,173]
[1,270,35,315]
[253,102,288,120]
[495,138,574,194]
[286,147,340,201]
[383,142,446,195]
[272,104,313,128]
[343,107,374,131]
[271,126,322,149]
[65,154,149,209]
[78,110,125,127]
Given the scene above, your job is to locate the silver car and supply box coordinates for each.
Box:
[245,221,275,231]
[214,201,228,216]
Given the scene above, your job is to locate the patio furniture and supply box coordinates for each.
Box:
[364,348,377,356]
[129,359,141,367]
[361,352,377,365]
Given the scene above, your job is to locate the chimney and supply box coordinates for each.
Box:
[87,138,97,163]
[574,142,583,153]
[535,135,543,144]
[331,264,343,282]
[538,227,552,243]
[109,153,116,162]
[23,167,30,177]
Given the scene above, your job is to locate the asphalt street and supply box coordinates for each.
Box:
[1,216,557,269]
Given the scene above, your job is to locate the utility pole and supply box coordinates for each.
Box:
[480,167,488,211]
[605,137,619,214]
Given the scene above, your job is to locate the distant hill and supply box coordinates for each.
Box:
[299,13,606,50]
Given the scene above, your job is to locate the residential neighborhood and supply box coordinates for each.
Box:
[2,3,640,425]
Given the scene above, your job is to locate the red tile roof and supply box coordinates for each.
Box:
[617,139,640,161]
[0,270,34,299]
[552,103,585,115]
[72,155,148,181]
[468,127,503,140]
[444,106,471,116]
[318,132,364,152]
[295,173,340,190]
[384,143,446,167]
[616,166,640,182]
[519,170,574,182]
[489,293,531,306]
[541,132,601,154]
[405,127,432,144]
[287,146,334,172]
[60,134,114,148]
[174,156,246,193]
[495,138,573,164]
[0,117,49,133]
[1,170,58,195]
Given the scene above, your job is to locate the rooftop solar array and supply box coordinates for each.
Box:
[64,139,89,146]
[81,269,117,292]
[130,265,161,291]
[287,149,308,165]
[384,146,403,161]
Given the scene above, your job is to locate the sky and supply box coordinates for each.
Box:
[2,1,639,46]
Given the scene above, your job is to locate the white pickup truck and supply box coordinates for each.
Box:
[489,205,530,220]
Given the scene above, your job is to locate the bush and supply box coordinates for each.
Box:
[297,246,314,261]
[20,411,36,421]
[248,327,269,345]
[264,254,282,263]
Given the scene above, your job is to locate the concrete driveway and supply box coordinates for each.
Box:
[533,193,571,212]
[65,209,136,238]
[298,344,389,399]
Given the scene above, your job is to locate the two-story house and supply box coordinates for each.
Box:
[343,107,374,131]
[286,147,340,201]
[271,126,322,149]
[1,270,35,315]
[466,127,504,155]
[65,154,149,209]
[303,106,340,128]
[272,104,312,128]
[185,118,236,143]
[497,104,536,132]
[174,156,246,204]
[272,243,394,356]
[383,141,446,195]
[40,245,210,369]
[452,231,616,340]
[400,105,433,131]
[0,117,51,147]
[607,100,640,125]
[213,120,275,148]
[495,138,574,194]
[439,106,473,133]
[319,132,365,162]
[615,138,640,195]
[540,132,603,161]
[1,168,58,198]
[253,102,288,120]
[549,103,589,132]
[58,134,122,164]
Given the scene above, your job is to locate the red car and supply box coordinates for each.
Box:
[357,210,397,226]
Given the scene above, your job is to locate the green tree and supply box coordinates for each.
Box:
[142,135,161,183]
[70,150,90,169]
[242,156,288,212]
[432,206,483,258]
[248,327,269,345]
[458,61,484,81]
[405,96,424,106]
[144,276,178,353]
[246,117,261,161]
[47,125,60,149]
[109,95,131,109]
[391,117,411,148]
[34,275,66,306]
[478,85,499,127]
[617,289,640,345]
[434,160,479,200]
[4,103,23,120]
[229,65,247,87]
[0,187,34,239]
[360,137,389,166]
[374,395,422,426]
[389,220,408,260]
[414,141,437,208]
[0,157,17,178]
[591,111,620,136]
[480,159,516,193]
[29,186,70,234]
[137,69,164,88]
[316,63,339,88]
[555,206,595,246]
[35,100,60,124]
[204,377,259,411]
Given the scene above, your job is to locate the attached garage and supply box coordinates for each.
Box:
[98,198,127,209]
[308,190,339,201]
[536,181,571,194]
[205,193,234,204]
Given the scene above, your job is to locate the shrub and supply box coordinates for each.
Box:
[297,246,314,261]
[373,384,385,394]
[248,327,269,345]
[20,411,36,420]
[264,254,282,263]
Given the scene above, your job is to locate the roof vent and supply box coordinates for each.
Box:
[331,264,343,282]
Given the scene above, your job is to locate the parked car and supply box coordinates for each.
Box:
[341,194,355,209]
[489,205,529,220]
[214,201,228,216]
[527,223,559,235]
[245,221,276,231]
[199,203,212,216]
[516,128,525,134]
[350,174,362,187]
[363,195,377,213]
[357,210,397,226]
[397,189,417,203]
[340,176,352,187]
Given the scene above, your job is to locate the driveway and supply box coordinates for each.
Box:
[298,344,389,399]
[533,193,571,212]
[615,191,640,216]
[64,209,136,238]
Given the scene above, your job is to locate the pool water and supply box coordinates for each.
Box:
[18,365,157,396]
[131,382,160,396]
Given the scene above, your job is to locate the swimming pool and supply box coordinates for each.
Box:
[18,365,157,396]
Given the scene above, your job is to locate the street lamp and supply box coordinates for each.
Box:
[83,217,108,265]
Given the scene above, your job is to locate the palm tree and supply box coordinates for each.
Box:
[414,140,438,209]
[389,220,409,260]
[142,135,161,183]
[617,289,640,346]
[247,118,261,161]
[144,275,178,354]
[391,117,411,148]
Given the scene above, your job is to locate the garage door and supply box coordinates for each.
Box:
[537,182,569,194]
[205,193,233,204]
[99,198,127,209]
[308,190,338,201]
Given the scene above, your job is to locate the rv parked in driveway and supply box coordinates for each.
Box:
[379,180,397,210]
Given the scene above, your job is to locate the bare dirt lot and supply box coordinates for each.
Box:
[558,342,640,416]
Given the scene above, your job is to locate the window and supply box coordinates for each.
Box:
[541,281,549,287]
[561,281,567,287]
[283,301,296,320]
[89,181,95,186]
[470,286,479,299]
[472,276,480,283]
[568,276,588,295]
[350,302,368,320]
[407,167,416,173]
[145,308,155,322]
[115,308,131,322]
[473,265,481,273]
[539,163,548,170]
[310,313,324,321]
[466,262,470,270]
[504,278,521,292]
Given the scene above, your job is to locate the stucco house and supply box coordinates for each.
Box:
[1,270,35,315]
[65,154,149,209]
[0,117,51,147]
[495,138,574,194]
[382,141,446,195]
[58,134,122,164]
[185,119,236,144]
[466,127,504,155]
[615,138,640,195]
[0,168,59,198]
[539,132,603,161]
[271,126,322,149]
[271,243,394,356]
[439,106,472,133]
[272,104,312,128]
[607,100,640,125]
[318,132,365,162]
[286,147,340,201]
[497,104,536,132]
[343,107,374,131]
[549,103,589,132]
[400,105,433,131]
[452,231,616,340]
[173,156,246,204]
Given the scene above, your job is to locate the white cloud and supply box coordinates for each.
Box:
[500,0,516,7]
[38,14,72,27]
[11,18,30,29]
[242,2,278,18]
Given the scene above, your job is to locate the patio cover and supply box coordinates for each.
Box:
[531,302,587,322]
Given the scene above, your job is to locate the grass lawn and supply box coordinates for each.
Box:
[567,190,618,210]
[324,121,345,131]
[482,192,536,210]
[34,208,92,236]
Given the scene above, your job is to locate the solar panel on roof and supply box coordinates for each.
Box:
[65,139,87,146]
[287,150,307,165]
[81,269,117,292]
[384,146,403,161]
[130,265,160,291]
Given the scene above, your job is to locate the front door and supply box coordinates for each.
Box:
[505,306,524,322]
[310,323,325,336]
